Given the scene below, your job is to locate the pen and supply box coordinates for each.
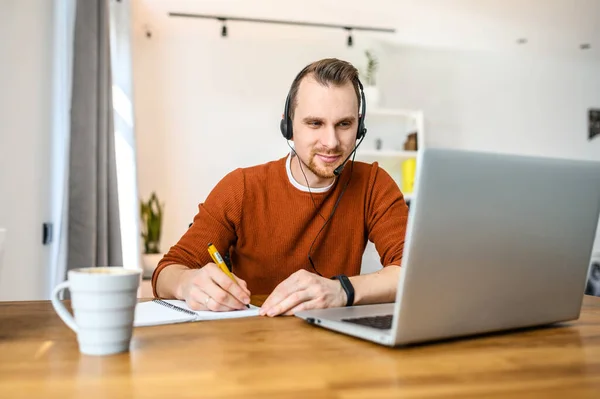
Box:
[207,243,250,308]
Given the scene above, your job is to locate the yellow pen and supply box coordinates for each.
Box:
[207,243,250,308]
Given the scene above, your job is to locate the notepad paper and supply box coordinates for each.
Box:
[134,299,261,327]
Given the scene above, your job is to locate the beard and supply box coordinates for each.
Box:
[305,147,346,179]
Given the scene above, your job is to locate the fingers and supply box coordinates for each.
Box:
[264,290,311,317]
[261,270,313,313]
[260,270,346,317]
[205,294,239,312]
[283,298,322,316]
[185,285,237,312]
[188,296,237,312]
[206,266,251,307]
[260,283,290,315]
[233,274,251,297]
[203,281,248,310]
[186,298,204,311]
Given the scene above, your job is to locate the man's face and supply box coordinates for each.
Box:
[291,76,359,180]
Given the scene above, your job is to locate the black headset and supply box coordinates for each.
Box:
[278,70,368,276]
[279,77,368,142]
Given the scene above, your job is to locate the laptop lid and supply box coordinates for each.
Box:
[392,148,600,345]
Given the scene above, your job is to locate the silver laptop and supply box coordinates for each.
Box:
[295,148,600,346]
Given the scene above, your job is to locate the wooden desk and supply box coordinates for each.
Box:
[1,296,599,398]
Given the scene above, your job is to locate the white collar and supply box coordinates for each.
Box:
[285,152,335,193]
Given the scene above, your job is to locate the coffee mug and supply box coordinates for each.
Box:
[51,267,141,356]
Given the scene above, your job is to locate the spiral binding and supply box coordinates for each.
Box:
[153,299,197,317]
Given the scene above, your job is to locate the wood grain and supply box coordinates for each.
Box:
[0,295,599,398]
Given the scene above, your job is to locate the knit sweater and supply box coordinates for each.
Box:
[152,154,409,296]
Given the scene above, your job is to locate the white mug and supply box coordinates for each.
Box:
[51,267,141,356]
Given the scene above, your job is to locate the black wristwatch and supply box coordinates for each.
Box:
[331,274,355,307]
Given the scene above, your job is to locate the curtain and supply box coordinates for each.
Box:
[67,0,122,275]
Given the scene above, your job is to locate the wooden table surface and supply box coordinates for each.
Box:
[1,295,599,399]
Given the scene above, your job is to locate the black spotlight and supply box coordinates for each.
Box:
[346,28,353,47]
[220,18,227,37]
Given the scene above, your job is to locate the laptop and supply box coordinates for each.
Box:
[295,148,600,346]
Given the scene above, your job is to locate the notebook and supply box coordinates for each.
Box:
[134,299,261,327]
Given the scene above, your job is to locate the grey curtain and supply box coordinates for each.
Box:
[67,0,122,275]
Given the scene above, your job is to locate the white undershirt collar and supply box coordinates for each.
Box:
[285,152,335,193]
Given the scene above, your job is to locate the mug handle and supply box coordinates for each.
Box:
[51,281,78,333]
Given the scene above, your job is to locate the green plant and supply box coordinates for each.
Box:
[364,50,379,86]
[140,192,164,254]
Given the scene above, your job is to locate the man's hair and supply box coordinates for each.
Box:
[287,58,361,120]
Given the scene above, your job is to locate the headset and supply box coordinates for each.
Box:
[279,77,368,176]
[279,70,368,276]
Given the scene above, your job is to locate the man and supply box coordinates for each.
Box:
[153,58,409,317]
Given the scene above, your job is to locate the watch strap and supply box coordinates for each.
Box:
[331,274,355,307]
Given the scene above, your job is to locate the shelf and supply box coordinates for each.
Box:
[356,150,418,159]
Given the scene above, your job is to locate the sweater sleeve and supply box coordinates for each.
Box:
[365,163,409,267]
[151,169,245,297]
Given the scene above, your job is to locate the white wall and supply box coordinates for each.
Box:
[378,45,600,161]
[0,0,55,300]
[132,6,380,252]
[132,4,600,261]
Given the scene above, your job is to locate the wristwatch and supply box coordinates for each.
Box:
[331,274,355,307]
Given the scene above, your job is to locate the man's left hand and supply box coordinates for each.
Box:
[259,269,347,317]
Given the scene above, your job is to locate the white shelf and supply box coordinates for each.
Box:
[356,150,418,159]
[357,107,423,200]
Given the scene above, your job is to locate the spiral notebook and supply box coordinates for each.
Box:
[134,299,261,327]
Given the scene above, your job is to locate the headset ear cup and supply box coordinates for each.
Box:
[357,123,366,140]
[280,118,288,139]
[280,117,293,140]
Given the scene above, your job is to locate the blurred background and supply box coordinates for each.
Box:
[0,0,599,300]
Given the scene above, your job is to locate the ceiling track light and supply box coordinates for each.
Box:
[169,12,396,44]
[345,27,353,47]
[219,17,227,37]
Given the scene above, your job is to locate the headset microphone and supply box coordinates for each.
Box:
[333,133,366,176]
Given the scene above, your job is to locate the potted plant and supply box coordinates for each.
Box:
[362,50,380,107]
[140,192,164,278]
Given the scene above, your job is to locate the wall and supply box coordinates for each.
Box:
[132,6,380,254]
[0,0,55,299]
[377,45,600,252]
[132,5,600,267]
[378,45,600,160]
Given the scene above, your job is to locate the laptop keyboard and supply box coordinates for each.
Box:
[341,314,393,330]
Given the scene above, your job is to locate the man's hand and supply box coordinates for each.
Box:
[259,269,347,317]
[177,263,251,311]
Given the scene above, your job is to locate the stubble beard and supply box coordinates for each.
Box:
[306,148,344,179]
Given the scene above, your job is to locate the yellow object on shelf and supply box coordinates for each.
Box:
[401,159,417,194]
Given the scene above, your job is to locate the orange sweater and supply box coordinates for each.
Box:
[152,155,409,296]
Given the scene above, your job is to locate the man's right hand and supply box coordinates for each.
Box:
[175,263,251,311]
